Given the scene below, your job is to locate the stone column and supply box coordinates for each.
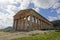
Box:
[17,19,21,31]
[37,19,38,30]
[19,19,21,31]
[40,20,43,29]
[43,22,45,29]
[23,17,27,31]
[20,18,22,31]
[40,20,41,29]
[43,22,44,29]
[14,20,17,31]
[13,19,15,30]
[25,16,28,31]
[35,17,37,30]
[34,17,36,30]
[39,19,40,30]
[34,17,36,23]
[17,19,19,31]
[15,19,18,31]
[42,21,44,29]
[30,15,32,31]
[21,18,23,31]
[37,19,38,24]
[22,17,25,30]
[13,19,18,31]
[38,19,40,30]
[22,18,24,31]
[46,23,47,28]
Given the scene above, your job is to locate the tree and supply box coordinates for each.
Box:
[52,20,60,30]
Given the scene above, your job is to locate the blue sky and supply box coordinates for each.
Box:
[0,0,60,29]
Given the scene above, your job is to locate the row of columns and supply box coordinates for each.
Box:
[13,15,51,31]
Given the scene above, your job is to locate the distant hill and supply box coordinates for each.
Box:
[3,26,13,32]
[52,20,60,29]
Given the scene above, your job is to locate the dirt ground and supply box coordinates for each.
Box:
[0,30,48,40]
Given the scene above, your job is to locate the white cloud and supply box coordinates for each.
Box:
[0,0,59,29]
[18,0,31,10]
[32,0,57,9]
[58,15,60,19]
[0,12,13,28]
[0,0,14,3]
[0,0,31,28]
[48,15,60,21]
[48,16,58,21]
[52,2,60,9]
[33,8,40,13]
[52,0,60,15]
[0,4,14,28]
[0,0,14,8]
[56,8,60,14]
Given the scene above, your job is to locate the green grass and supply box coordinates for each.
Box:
[12,31,60,40]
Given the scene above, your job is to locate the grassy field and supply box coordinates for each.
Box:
[12,31,60,40]
[0,32,12,36]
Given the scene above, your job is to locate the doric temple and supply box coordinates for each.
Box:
[13,9,53,31]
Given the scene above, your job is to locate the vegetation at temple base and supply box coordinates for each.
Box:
[12,31,60,40]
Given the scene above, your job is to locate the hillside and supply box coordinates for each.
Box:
[52,20,60,29]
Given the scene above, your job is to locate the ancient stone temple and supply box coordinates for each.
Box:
[13,9,53,31]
